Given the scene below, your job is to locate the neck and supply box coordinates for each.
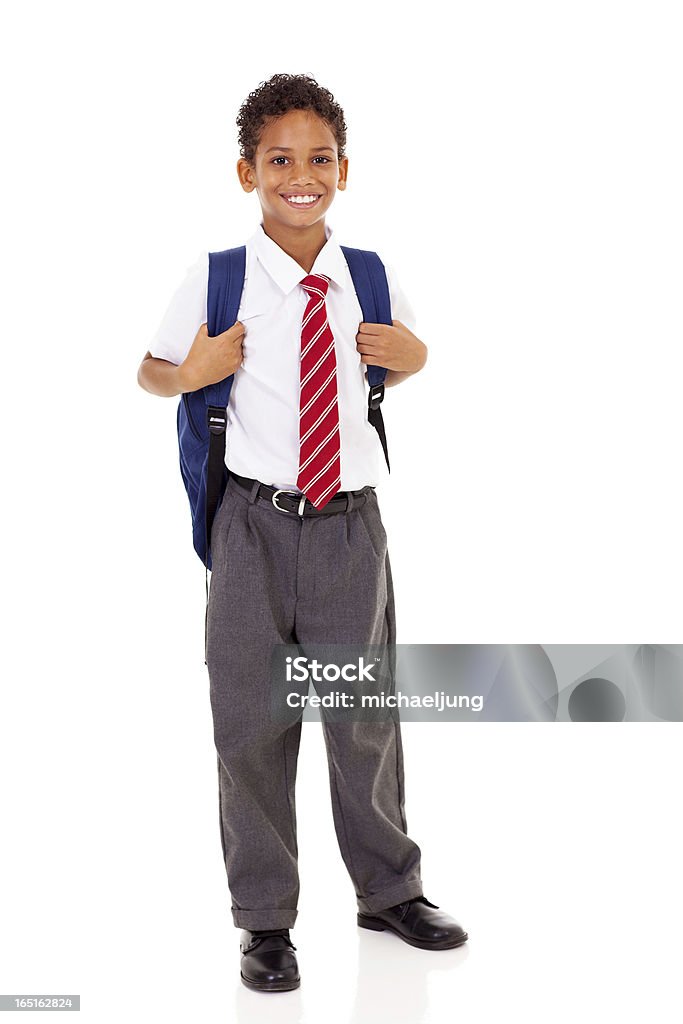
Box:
[261,217,328,274]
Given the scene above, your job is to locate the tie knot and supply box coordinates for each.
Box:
[300,273,330,299]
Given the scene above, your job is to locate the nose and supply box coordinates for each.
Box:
[287,161,315,184]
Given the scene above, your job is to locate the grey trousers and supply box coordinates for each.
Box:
[205,473,423,930]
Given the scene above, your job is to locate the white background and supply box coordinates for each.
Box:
[1,1,682,1021]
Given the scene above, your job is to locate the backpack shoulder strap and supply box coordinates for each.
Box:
[208,245,246,332]
[205,245,246,407]
[339,246,392,472]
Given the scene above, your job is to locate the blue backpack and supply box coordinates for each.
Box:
[177,245,392,571]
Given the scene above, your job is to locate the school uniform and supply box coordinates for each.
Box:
[149,220,424,930]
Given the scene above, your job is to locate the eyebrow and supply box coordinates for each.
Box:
[264,146,336,154]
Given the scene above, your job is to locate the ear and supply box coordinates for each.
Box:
[236,157,257,193]
[337,155,349,190]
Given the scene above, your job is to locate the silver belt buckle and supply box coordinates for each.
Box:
[272,489,307,516]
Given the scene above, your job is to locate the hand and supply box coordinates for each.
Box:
[179,321,245,392]
[355,319,427,373]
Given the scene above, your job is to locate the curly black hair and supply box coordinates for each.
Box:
[236,73,347,165]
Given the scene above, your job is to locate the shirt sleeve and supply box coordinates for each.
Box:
[148,250,209,365]
[383,261,417,334]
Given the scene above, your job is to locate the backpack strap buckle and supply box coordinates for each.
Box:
[207,406,227,435]
[369,383,385,410]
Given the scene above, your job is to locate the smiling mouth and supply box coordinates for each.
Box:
[280,194,322,209]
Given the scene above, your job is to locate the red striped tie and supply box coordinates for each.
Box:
[297,273,341,508]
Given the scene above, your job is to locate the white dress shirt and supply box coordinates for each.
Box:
[149,221,417,490]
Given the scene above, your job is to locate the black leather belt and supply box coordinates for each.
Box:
[228,470,373,516]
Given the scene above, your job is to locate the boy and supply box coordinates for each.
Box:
[138,73,467,993]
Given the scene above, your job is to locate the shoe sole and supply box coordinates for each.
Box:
[357,913,468,950]
[240,971,300,992]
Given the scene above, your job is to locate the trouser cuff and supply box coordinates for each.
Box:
[356,878,424,915]
[231,906,298,930]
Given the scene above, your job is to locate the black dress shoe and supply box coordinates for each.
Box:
[358,896,468,950]
[239,929,300,992]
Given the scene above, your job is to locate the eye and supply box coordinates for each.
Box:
[271,155,332,166]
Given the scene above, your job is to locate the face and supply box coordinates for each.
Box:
[237,108,348,231]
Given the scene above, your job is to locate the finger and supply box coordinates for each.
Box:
[357,322,386,336]
[356,342,382,354]
[217,321,244,340]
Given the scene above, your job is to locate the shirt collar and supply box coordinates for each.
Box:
[249,220,348,295]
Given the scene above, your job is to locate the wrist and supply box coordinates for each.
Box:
[176,360,197,394]
[398,347,426,374]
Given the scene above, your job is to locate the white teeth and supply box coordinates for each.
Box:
[284,195,319,204]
